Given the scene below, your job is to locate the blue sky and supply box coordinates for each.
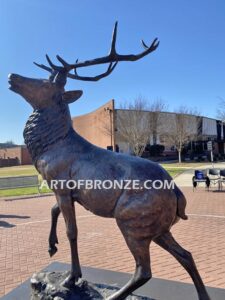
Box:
[1,0,225,144]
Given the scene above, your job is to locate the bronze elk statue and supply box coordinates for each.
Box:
[8,23,210,300]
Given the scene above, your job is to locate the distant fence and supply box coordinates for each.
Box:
[0,175,40,193]
[0,158,20,168]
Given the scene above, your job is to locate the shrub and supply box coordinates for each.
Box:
[149,144,165,156]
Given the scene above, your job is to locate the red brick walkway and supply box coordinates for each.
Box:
[0,187,225,296]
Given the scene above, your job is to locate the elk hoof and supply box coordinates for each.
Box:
[48,245,58,257]
[62,272,82,288]
[199,293,211,300]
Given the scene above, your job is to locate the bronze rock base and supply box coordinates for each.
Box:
[30,271,153,300]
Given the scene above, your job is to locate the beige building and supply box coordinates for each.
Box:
[72,100,225,156]
[2,101,222,167]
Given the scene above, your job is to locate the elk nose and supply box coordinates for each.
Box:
[8,73,18,82]
[8,73,13,81]
[8,74,21,90]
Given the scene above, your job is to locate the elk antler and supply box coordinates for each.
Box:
[34,56,117,82]
[72,61,118,82]
[34,22,159,82]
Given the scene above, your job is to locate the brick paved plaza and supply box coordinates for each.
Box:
[0,187,225,297]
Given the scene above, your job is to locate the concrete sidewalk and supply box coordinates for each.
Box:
[174,162,225,187]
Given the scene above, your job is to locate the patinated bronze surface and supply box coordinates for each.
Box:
[8,23,210,300]
[30,272,154,300]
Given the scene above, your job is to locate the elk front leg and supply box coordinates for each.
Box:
[56,194,82,287]
[48,203,60,257]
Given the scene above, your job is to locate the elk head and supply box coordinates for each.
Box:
[8,22,159,109]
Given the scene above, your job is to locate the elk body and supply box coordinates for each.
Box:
[9,23,210,300]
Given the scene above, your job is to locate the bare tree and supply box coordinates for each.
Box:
[149,99,167,145]
[0,140,16,149]
[101,97,167,156]
[162,106,201,163]
[116,97,151,156]
[217,98,225,121]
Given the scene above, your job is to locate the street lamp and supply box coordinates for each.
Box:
[104,107,113,150]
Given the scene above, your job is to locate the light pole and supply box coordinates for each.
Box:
[222,119,225,155]
[105,107,113,150]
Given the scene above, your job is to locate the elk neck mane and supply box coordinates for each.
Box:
[23,103,72,163]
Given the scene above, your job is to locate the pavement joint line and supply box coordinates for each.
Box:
[188,213,225,219]
[3,214,96,227]
[2,213,224,229]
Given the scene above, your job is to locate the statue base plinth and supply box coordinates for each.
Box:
[2,262,224,300]
[30,271,151,300]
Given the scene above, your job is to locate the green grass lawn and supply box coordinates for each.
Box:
[0,165,51,197]
[0,165,38,177]
[0,186,51,197]
[0,164,186,197]
[160,162,216,168]
[163,167,185,178]
[160,161,222,176]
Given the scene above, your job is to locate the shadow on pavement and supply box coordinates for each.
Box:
[0,214,30,228]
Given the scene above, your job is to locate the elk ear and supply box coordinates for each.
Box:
[62,90,83,104]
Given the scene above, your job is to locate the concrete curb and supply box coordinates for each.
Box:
[0,192,54,202]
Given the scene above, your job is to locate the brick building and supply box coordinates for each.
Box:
[72,100,225,156]
[1,100,224,167]
[73,100,116,150]
[0,146,32,166]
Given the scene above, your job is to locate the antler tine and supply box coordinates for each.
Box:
[33,61,58,82]
[33,62,52,73]
[34,54,71,73]
[109,21,118,56]
[141,38,160,51]
[46,54,62,71]
[73,59,78,73]
[108,61,118,72]
[56,55,73,71]
[73,62,117,75]
[34,59,80,80]
[141,40,149,50]
[71,61,118,82]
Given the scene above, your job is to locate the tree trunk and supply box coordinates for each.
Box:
[178,150,182,163]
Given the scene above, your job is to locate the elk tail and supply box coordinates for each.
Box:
[174,185,188,220]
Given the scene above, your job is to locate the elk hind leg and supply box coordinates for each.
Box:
[107,221,152,300]
[154,232,211,300]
